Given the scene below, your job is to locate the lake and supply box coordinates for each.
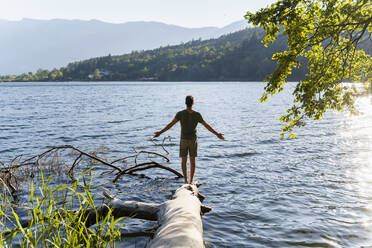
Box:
[0,81,371,247]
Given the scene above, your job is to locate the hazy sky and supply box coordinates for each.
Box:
[1,0,277,27]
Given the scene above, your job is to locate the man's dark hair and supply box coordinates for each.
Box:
[185,95,194,107]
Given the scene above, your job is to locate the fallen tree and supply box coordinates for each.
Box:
[1,142,212,247]
[3,184,211,247]
[147,184,211,248]
[83,184,211,247]
[0,143,181,200]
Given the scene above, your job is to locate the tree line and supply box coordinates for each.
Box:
[0,28,309,82]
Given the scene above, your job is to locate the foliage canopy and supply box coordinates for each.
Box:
[246,0,371,137]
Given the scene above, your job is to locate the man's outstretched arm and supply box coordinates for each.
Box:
[154,118,178,138]
[201,121,224,140]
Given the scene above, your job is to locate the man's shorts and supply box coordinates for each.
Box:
[179,139,198,157]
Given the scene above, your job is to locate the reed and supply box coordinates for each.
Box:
[0,168,126,248]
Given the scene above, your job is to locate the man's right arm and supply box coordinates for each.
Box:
[154,118,178,138]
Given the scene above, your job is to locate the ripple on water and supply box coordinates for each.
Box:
[205,151,260,159]
[0,82,371,247]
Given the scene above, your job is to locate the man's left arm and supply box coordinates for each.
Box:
[201,121,224,140]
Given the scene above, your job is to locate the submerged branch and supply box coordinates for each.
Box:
[1,141,180,196]
[113,161,182,183]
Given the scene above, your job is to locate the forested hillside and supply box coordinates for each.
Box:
[1,28,307,82]
[0,19,248,74]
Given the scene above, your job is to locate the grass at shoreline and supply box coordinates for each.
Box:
[0,169,125,248]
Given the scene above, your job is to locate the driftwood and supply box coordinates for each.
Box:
[151,136,172,155]
[0,145,123,174]
[147,184,210,248]
[111,151,170,165]
[83,184,211,247]
[84,201,160,228]
[1,143,211,246]
[113,161,183,183]
[0,144,182,197]
[1,145,174,175]
[2,179,210,247]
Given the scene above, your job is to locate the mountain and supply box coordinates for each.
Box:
[0,28,309,82]
[0,18,249,74]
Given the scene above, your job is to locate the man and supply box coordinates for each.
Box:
[154,95,224,184]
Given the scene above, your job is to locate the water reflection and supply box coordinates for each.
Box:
[340,97,372,246]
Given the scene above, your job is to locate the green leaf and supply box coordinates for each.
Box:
[289,133,297,139]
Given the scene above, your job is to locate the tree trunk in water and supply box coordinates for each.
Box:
[85,184,208,247]
[84,200,160,227]
[146,184,205,248]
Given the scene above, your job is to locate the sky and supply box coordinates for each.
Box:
[0,0,277,28]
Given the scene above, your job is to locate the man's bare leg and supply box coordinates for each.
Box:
[181,157,188,184]
[189,157,196,184]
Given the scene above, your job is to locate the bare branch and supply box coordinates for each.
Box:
[10,154,23,166]
[151,136,172,155]
[113,162,156,183]
[53,145,123,172]
[68,153,83,175]
[111,155,136,164]
[134,151,170,164]
[127,162,182,178]
[113,161,182,183]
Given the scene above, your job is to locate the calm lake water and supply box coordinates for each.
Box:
[0,81,371,247]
